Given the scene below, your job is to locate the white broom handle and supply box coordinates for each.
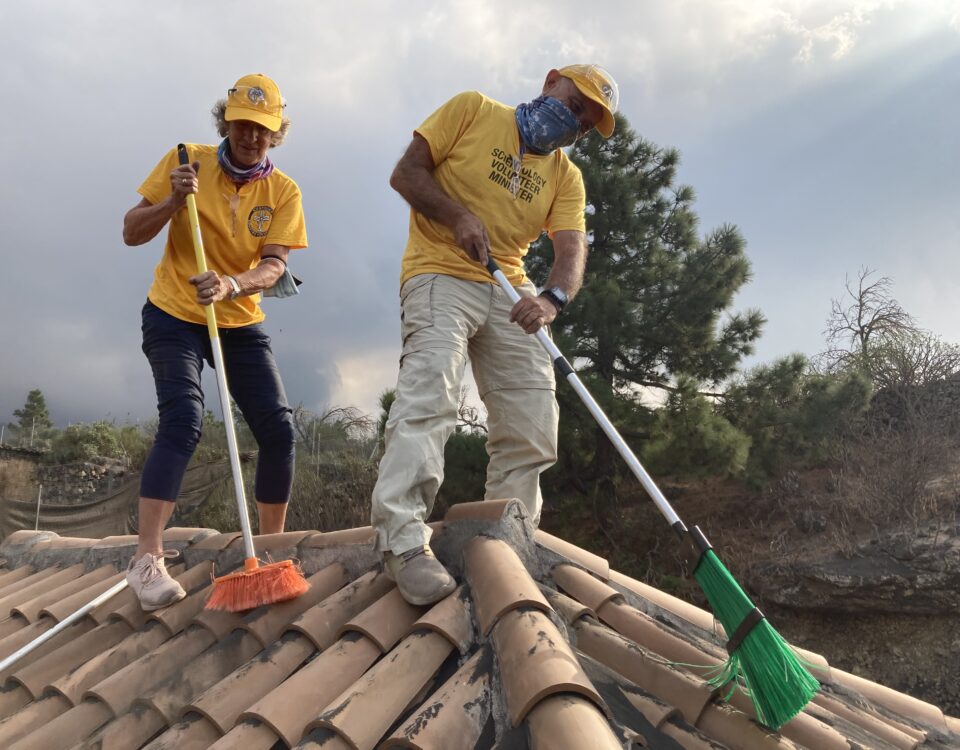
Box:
[488,260,684,531]
[0,579,128,673]
[178,144,256,562]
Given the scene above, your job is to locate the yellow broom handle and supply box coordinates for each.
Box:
[177,144,257,561]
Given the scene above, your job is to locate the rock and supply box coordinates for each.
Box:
[751,521,960,614]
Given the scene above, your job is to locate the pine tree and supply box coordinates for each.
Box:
[527,114,764,482]
[11,389,53,437]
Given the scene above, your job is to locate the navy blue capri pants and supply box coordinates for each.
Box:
[139,300,295,504]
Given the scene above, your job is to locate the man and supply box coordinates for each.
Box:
[372,64,619,605]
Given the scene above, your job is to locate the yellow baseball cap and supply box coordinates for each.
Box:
[557,64,619,138]
[224,73,285,132]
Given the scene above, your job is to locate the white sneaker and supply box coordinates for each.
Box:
[126,551,186,611]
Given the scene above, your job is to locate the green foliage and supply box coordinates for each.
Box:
[438,430,489,507]
[720,354,872,481]
[11,389,53,432]
[643,377,749,479]
[48,421,123,463]
[376,388,397,452]
[526,113,763,483]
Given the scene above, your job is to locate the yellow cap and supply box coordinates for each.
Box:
[224,73,285,132]
[557,64,619,138]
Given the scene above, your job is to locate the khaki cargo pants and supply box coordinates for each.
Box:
[371,273,558,555]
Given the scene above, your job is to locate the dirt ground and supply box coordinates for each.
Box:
[540,469,960,717]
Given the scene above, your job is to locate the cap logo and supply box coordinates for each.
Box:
[601,83,613,102]
[247,87,266,104]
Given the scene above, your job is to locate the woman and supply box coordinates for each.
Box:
[122,73,308,610]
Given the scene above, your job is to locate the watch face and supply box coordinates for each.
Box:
[551,287,568,304]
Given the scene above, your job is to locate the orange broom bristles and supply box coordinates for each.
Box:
[205,558,310,612]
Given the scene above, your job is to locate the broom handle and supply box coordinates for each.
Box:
[178,144,256,562]
[0,579,128,674]
[487,258,686,537]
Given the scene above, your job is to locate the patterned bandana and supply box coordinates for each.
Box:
[514,95,580,155]
[216,138,275,185]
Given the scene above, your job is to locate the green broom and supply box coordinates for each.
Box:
[487,259,819,730]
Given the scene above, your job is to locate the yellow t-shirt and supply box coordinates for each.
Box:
[138,144,308,327]
[400,91,586,287]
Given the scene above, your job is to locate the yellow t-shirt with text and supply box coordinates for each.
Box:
[401,91,586,287]
[138,144,308,327]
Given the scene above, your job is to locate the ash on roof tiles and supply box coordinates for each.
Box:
[0,499,954,749]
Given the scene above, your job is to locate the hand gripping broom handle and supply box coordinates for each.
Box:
[487,259,687,538]
[178,144,256,562]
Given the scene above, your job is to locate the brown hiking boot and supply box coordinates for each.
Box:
[126,551,186,611]
[384,545,456,606]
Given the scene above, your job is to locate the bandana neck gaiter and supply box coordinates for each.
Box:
[514,95,580,155]
[217,138,275,185]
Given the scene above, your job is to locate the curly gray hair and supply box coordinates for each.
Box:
[211,100,290,147]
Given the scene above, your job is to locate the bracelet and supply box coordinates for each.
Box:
[225,275,242,300]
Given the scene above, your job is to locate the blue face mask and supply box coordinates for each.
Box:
[515,95,581,155]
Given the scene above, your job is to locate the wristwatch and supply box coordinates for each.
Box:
[225,275,242,301]
[539,286,568,313]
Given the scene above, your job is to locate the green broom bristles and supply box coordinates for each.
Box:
[694,548,820,730]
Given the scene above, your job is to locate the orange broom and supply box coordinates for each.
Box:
[177,144,309,612]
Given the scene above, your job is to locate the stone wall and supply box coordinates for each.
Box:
[30,458,130,505]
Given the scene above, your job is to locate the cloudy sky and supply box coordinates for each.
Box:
[1,0,958,430]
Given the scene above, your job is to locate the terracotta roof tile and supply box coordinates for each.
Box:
[240,563,348,647]
[540,586,594,625]
[0,563,85,616]
[185,631,311,733]
[295,729,355,749]
[302,526,377,547]
[492,608,607,726]
[15,563,116,622]
[552,563,623,612]
[811,690,925,749]
[288,570,393,650]
[526,693,622,750]
[0,511,955,749]
[85,628,217,715]
[0,692,72,747]
[829,666,948,732]
[9,619,131,699]
[207,719,280,749]
[142,629,263,725]
[142,713,223,749]
[78,702,167,749]
[338,586,423,652]
[464,536,549,636]
[534,529,610,578]
[238,633,382,747]
[574,616,715,726]
[408,585,473,654]
[382,649,492,749]
[308,630,455,748]
[191,532,244,551]
[608,567,719,634]
[41,569,124,622]
[7,698,112,750]
[246,530,316,553]
[443,498,515,522]
[48,622,170,704]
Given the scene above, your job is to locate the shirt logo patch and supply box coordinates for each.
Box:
[248,206,273,237]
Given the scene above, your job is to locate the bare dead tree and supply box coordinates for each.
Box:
[823,267,916,368]
[292,404,372,444]
[457,386,488,434]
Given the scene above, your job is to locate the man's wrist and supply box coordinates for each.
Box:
[539,286,568,313]
[225,275,242,300]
